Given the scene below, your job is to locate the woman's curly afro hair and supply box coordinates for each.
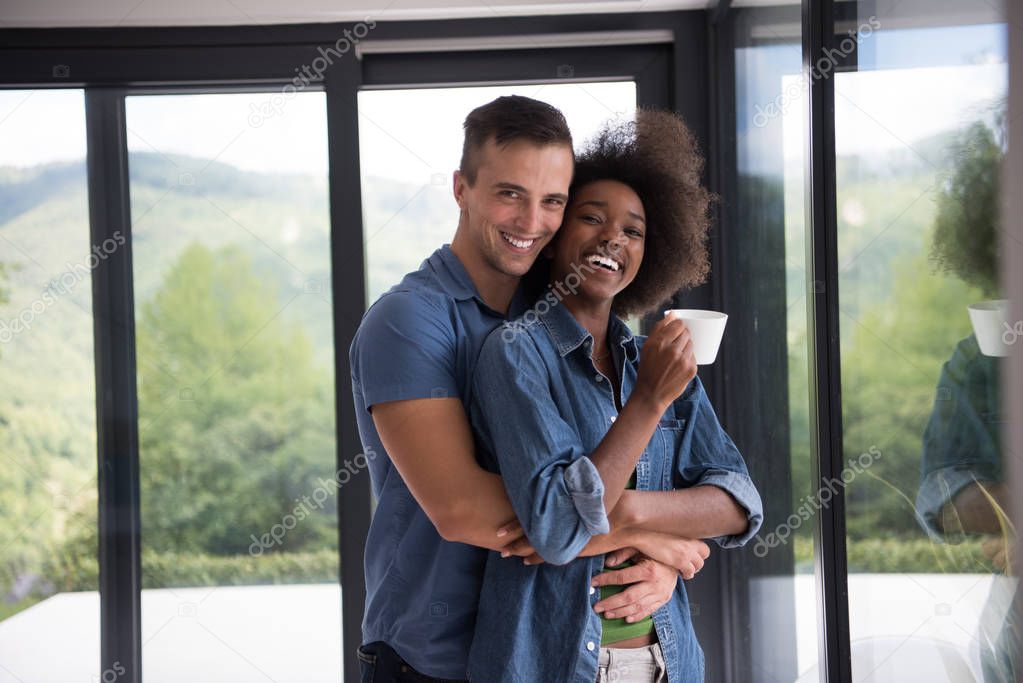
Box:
[570,109,715,317]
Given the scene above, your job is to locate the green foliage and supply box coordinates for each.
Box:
[832,117,1004,541]
[135,242,338,557]
[771,114,1006,544]
[840,250,984,539]
[929,121,1003,297]
[0,158,340,618]
[0,240,340,617]
[794,536,999,574]
[35,549,339,595]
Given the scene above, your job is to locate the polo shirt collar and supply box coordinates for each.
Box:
[428,245,478,302]
[428,244,532,319]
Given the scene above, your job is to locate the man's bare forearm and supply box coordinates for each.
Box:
[617,487,748,539]
[442,470,523,551]
[371,398,523,552]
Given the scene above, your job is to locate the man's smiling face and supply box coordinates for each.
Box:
[454,136,574,279]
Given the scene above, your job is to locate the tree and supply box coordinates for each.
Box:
[136,243,337,558]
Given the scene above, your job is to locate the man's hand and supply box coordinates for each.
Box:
[496,518,540,561]
[604,545,641,567]
[591,556,680,622]
[631,313,697,411]
[627,530,709,579]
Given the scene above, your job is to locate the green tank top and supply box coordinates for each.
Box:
[599,473,656,645]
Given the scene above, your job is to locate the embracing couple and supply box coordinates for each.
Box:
[350,95,764,683]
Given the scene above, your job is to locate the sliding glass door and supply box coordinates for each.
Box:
[124,91,341,682]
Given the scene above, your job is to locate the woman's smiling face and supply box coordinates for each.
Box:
[549,179,646,305]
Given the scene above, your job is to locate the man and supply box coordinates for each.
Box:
[350,96,759,681]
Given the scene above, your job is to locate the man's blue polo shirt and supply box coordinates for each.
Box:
[349,244,526,679]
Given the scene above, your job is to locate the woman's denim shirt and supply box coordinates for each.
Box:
[467,300,763,683]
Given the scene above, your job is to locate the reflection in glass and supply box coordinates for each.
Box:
[835,3,1011,681]
[126,91,341,682]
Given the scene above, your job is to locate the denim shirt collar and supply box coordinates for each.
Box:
[429,244,530,318]
[537,296,639,363]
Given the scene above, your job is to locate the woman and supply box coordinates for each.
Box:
[466,110,762,683]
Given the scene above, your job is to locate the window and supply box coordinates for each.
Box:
[0,89,98,681]
[834,4,1010,681]
[125,91,341,682]
[726,2,1012,680]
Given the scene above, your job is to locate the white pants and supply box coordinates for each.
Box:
[596,643,668,683]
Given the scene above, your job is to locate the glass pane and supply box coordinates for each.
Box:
[126,92,340,682]
[835,3,1011,682]
[0,89,99,681]
[728,6,823,681]
[358,81,637,306]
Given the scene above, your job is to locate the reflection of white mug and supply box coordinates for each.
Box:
[663,309,728,365]
[967,299,1010,357]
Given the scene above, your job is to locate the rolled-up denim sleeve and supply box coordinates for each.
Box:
[676,377,763,548]
[470,327,609,565]
[697,468,764,548]
[563,457,611,536]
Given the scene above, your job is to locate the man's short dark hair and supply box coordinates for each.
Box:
[459,95,573,185]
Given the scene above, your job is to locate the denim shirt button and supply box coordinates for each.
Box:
[586,641,596,652]
[609,415,616,422]
[595,374,604,382]
[589,586,596,595]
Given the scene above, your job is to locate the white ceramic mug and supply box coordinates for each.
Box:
[663,309,728,365]
[967,299,1010,357]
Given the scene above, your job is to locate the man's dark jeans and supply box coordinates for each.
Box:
[358,641,468,683]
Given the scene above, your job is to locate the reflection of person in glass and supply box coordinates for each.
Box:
[915,118,1016,683]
